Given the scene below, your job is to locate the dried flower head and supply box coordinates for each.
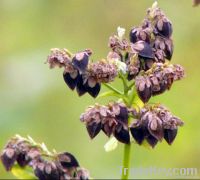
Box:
[1,135,90,180]
[130,104,183,147]
[46,48,71,69]
[80,102,130,144]
[135,63,185,103]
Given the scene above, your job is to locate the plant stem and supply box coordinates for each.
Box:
[102,83,123,95]
[121,143,132,179]
[121,75,136,180]
[119,73,129,95]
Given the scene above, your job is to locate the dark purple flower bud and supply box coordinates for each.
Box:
[129,27,150,43]
[57,152,79,168]
[1,148,17,171]
[164,38,173,60]
[63,70,80,90]
[86,78,101,98]
[76,75,87,96]
[135,76,152,103]
[153,36,173,61]
[155,18,172,38]
[147,115,164,141]
[34,162,46,180]
[101,116,117,137]
[130,125,145,145]
[164,129,178,145]
[115,106,129,124]
[44,162,60,180]
[16,152,29,167]
[146,133,158,148]
[72,50,91,73]
[114,123,130,144]
[86,121,102,139]
[131,41,154,60]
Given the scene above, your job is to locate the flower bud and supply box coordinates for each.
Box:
[1,148,17,171]
[57,152,79,169]
[155,17,172,38]
[129,27,150,43]
[46,48,70,69]
[72,50,92,73]
[135,76,152,103]
[131,41,154,60]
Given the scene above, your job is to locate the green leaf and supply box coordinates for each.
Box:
[104,137,118,152]
[11,164,36,179]
[97,91,123,99]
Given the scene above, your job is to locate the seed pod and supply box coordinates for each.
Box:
[115,105,129,124]
[114,123,130,144]
[164,129,178,145]
[86,78,101,98]
[16,152,29,167]
[146,133,158,148]
[129,27,150,43]
[135,76,152,103]
[44,162,60,180]
[130,125,145,145]
[34,162,46,180]
[131,41,154,60]
[63,70,80,90]
[57,152,79,168]
[147,116,164,141]
[101,117,117,137]
[1,148,17,171]
[76,75,87,96]
[72,51,90,73]
[86,121,102,139]
[164,38,173,60]
[155,18,172,38]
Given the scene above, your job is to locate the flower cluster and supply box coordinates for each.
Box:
[135,63,184,102]
[106,3,185,104]
[80,102,130,144]
[46,2,185,149]
[108,3,174,75]
[1,135,89,180]
[81,103,183,148]
[46,48,118,98]
[130,104,184,148]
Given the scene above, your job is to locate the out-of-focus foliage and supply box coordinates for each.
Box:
[0,0,199,179]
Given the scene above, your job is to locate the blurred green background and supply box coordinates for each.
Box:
[0,0,199,179]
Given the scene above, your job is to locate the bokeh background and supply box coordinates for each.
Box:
[0,0,199,179]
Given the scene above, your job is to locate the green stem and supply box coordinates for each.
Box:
[121,143,132,179]
[119,73,129,95]
[102,83,123,95]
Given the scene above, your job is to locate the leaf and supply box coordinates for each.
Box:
[11,164,36,179]
[104,137,118,152]
[97,91,123,99]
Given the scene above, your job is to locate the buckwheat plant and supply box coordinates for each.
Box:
[45,2,185,179]
[1,135,89,179]
[0,2,185,180]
